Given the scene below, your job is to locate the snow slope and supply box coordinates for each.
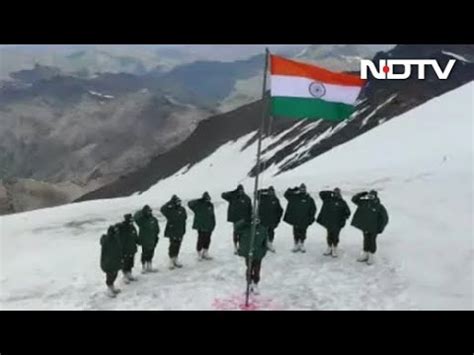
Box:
[1,83,472,310]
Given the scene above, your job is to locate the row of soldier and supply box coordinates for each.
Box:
[100,184,389,297]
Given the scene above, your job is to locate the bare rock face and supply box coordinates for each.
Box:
[0,178,107,214]
[0,73,210,215]
[0,183,13,214]
[0,87,208,183]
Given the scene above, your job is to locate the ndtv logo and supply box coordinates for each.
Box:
[360,59,456,80]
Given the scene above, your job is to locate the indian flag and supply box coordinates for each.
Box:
[270,55,366,121]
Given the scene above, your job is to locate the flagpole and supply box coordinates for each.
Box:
[245,47,270,307]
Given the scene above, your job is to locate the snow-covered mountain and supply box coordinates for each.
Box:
[78,45,474,201]
[0,70,212,214]
[2,44,472,217]
[0,45,308,80]
[1,82,472,310]
[0,49,292,214]
[296,44,395,71]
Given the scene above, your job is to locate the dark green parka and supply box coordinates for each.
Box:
[351,192,389,234]
[161,200,187,240]
[134,207,160,250]
[188,198,216,232]
[283,188,317,227]
[258,189,283,228]
[100,225,123,273]
[118,220,139,255]
[236,220,268,261]
[317,191,351,230]
[221,189,252,223]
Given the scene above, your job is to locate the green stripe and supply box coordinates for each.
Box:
[271,97,355,122]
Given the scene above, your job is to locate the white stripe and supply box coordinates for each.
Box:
[270,75,362,105]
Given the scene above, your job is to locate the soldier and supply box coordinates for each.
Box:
[283,184,317,253]
[236,217,268,295]
[317,188,351,257]
[100,224,123,298]
[161,195,187,269]
[188,192,216,260]
[258,186,283,252]
[351,190,389,265]
[134,205,160,273]
[222,184,252,254]
[118,213,139,282]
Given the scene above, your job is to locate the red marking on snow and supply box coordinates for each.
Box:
[383,65,390,73]
[212,295,280,310]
